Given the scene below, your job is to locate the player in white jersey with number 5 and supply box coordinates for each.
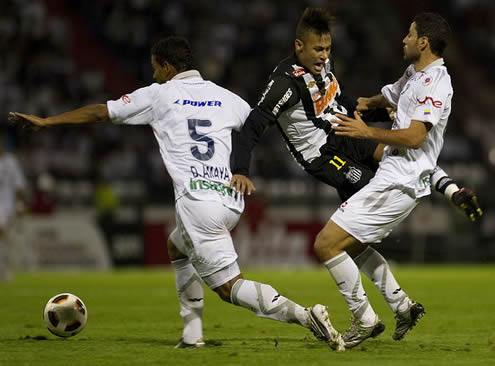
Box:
[10,36,345,351]
[306,13,454,348]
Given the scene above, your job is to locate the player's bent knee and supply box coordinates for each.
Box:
[314,226,350,261]
[214,284,232,302]
[314,229,333,259]
[213,274,243,303]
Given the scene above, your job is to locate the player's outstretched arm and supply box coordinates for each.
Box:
[430,167,483,222]
[332,112,428,149]
[8,104,109,127]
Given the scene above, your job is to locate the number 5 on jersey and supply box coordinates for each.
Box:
[188,119,215,161]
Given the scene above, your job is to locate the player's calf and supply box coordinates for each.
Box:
[228,278,344,350]
[172,258,204,346]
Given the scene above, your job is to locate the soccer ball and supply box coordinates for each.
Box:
[43,293,88,337]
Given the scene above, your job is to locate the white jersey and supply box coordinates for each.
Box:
[0,153,26,220]
[378,58,453,198]
[107,70,251,213]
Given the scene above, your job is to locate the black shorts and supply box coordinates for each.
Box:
[305,135,379,201]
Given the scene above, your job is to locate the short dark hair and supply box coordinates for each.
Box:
[151,36,194,72]
[296,8,333,41]
[413,12,451,57]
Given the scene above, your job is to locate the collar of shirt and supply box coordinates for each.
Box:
[172,70,203,80]
[421,58,445,72]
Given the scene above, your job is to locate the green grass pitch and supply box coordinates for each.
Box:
[1,265,494,365]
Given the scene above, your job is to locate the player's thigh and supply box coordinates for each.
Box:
[306,153,376,201]
[339,135,379,164]
[167,228,188,261]
[175,195,240,278]
[331,182,419,244]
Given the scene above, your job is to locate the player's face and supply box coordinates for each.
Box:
[402,22,421,63]
[295,31,331,74]
[151,55,175,84]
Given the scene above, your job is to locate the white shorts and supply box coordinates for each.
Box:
[331,180,419,243]
[202,261,240,289]
[170,194,240,278]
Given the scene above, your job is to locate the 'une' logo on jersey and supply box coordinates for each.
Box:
[417,96,442,108]
[174,99,222,107]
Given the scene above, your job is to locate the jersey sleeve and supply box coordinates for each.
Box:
[410,72,452,126]
[256,75,300,120]
[381,65,415,108]
[232,108,271,176]
[107,84,159,125]
[231,76,299,176]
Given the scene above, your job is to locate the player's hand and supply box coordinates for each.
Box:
[356,97,373,112]
[8,112,47,129]
[332,111,371,139]
[386,107,396,120]
[230,174,256,196]
[451,187,483,222]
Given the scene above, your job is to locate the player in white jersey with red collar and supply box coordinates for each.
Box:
[307,13,454,348]
[0,133,26,281]
[10,36,345,351]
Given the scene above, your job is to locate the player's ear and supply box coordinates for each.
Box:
[418,36,429,52]
[295,39,304,53]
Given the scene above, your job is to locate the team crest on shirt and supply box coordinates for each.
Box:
[345,166,362,184]
[423,77,433,86]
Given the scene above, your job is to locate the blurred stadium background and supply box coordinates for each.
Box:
[1,0,494,271]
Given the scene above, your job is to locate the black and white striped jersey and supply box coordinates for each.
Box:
[233,54,357,176]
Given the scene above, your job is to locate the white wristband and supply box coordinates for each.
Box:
[444,184,460,200]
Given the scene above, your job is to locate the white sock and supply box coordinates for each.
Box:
[230,279,310,328]
[172,258,204,344]
[354,247,410,314]
[324,252,377,326]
